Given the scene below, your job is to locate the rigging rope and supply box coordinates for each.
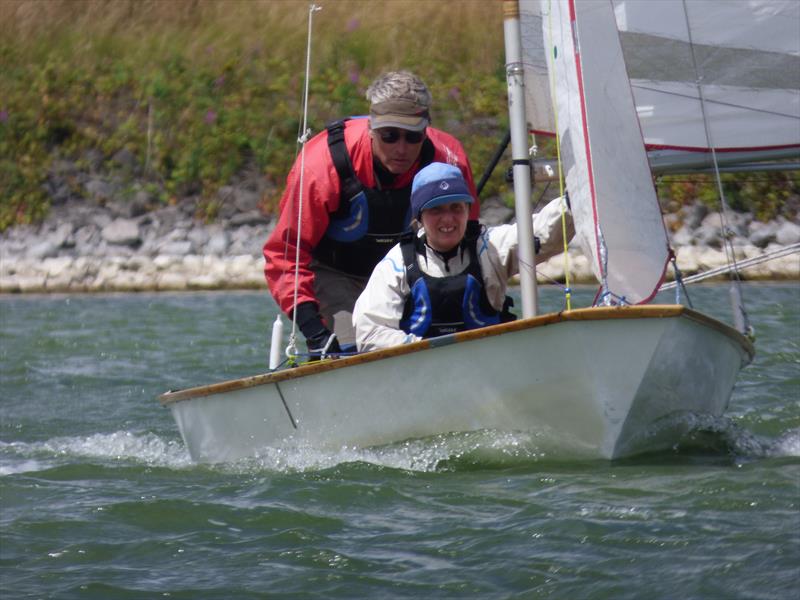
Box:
[681,0,752,336]
[285,3,322,360]
[669,252,693,308]
[660,243,800,289]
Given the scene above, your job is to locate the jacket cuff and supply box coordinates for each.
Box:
[293,301,327,339]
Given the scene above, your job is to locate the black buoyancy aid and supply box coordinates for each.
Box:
[399,221,506,338]
[312,119,435,277]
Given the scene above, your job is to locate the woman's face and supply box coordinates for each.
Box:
[420,201,469,252]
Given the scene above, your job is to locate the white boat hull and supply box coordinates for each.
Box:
[160,306,753,463]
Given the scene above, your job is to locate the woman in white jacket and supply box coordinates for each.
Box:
[352,162,571,352]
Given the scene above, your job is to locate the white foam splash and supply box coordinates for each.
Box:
[0,459,50,476]
[224,430,548,474]
[0,431,192,473]
[4,425,794,477]
[768,428,800,457]
[669,415,800,460]
[224,422,800,473]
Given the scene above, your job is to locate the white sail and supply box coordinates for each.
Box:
[521,0,799,303]
[522,0,800,156]
[538,0,670,304]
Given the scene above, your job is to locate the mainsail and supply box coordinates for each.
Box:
[520,0,800,304]
[523,0,800,158]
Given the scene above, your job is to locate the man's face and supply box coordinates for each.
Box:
[370,127,426,175]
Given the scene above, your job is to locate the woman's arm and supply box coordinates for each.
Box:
[353,247,422,352]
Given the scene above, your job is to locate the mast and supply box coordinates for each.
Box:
[503,0,538,317]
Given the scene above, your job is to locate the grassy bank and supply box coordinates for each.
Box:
[1,0,510,228]
[1,0,796,230]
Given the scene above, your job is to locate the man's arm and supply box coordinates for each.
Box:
[263,135,340,317]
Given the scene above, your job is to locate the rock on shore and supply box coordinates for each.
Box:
[1,194,798,294]
[1,178,273,292]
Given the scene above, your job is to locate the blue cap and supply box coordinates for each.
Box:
[410,162,474,219]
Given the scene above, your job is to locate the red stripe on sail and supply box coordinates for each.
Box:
[568,0,603,276]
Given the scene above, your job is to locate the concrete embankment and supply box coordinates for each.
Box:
[1,196,798,293]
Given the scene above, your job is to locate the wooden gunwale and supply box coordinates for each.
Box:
[159,305,754,406]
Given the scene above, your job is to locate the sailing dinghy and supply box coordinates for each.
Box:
[159,0,797,464]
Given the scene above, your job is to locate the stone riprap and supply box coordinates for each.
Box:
[1,195,798,293]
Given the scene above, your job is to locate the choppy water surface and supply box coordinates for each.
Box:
[1,284,798,599]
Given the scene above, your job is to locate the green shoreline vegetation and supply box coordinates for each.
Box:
[1,0,797,232]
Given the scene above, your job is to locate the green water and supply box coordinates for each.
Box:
[1,284,798,599]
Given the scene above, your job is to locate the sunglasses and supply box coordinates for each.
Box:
[376,128,425,144]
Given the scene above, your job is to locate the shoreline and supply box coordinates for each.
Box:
[1,244,797,294]
[1,195,798,294]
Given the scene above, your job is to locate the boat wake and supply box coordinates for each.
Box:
[647,414,800,462]
[230,430,552,474]
[2,421,795,477]
[232,420,800,473]
[0,431,192,475]
[724,425,800,459]
[0,429,549,475]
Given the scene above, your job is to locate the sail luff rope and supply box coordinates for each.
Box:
[681,0,751,335]
[545,0,572,310]
[286,3,322,359]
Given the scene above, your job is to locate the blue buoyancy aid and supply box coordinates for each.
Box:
[312,119,435,277]
[399,221,506,338]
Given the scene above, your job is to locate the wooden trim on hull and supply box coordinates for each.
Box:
[159,305,754,406]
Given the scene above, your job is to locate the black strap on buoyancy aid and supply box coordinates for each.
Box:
[399,221,512,338]
[326,119,363,219]
[312,119,436,277]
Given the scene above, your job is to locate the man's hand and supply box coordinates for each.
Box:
[295,301,342,358]
[306,329,342,359]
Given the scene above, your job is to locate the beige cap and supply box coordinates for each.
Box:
[369,98,430,131]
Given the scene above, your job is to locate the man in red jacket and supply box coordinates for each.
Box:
[263,71,479,356]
